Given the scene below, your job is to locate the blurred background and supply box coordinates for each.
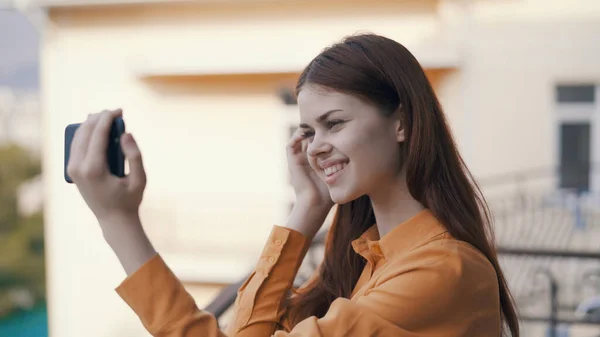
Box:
[0,0,599,336]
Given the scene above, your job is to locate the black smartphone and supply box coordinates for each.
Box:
[64,117,126,183]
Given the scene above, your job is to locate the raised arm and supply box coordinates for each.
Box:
[115,201,331,337]
[66,110,336,336]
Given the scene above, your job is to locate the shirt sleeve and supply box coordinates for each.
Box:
[117,231,500,337]
[115,225,309,337]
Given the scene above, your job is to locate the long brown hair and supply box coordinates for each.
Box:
[288,33,519,336]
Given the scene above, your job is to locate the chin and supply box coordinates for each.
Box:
[329,186,362,205]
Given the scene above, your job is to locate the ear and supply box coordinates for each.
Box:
[394,105,405,143]
[396,121,406,143]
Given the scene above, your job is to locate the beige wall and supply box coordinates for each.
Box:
[40,0,600,336]
[461,19,600,178]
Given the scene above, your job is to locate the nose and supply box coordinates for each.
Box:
[307,134,332,157]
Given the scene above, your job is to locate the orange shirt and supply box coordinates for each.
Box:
[116,209,501,336]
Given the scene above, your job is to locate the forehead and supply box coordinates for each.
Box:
[297,85,371,121]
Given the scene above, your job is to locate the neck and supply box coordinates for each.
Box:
[369,170,423,238]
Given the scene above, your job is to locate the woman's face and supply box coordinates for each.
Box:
[297,84,405,204]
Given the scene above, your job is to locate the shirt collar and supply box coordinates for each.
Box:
[351,209,447,262]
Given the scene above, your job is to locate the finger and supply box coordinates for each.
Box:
[121,133,146,191]
[287,128,306,149]
[70,113,101,165]
[301,138,308,153]
[287,138,305,158]
[88,109,123,167]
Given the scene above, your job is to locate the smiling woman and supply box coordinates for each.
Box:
[297,90,405,205]
[68,33,519,337]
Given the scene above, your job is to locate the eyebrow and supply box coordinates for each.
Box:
[299,109,343,129]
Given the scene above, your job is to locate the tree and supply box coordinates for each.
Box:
[0,143,44,318]
[0,89,17,143]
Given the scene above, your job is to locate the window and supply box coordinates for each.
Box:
[559,123,590,192]
[279,88,298,105]
[555,84,599,193]
[556,84,595,103]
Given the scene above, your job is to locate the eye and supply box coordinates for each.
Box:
[301,131,314,139]
[325,119,345,129]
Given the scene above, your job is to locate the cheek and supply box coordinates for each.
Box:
[344,129,391,163]
[347,135,400,181]
[351,153,391,181]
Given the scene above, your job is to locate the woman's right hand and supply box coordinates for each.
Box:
[68,109,156,275]
[285,128,334,239]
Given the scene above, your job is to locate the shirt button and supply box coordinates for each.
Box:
[268,257,275,263]
[275,239,283,246]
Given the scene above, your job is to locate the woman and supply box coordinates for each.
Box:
[68,33,519,336]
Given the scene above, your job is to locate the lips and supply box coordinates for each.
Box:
[322,161,348,185]
[324,162,346,177]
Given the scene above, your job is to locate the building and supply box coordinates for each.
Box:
[6,0,600,336]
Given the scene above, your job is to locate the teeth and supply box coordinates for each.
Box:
[324,163,347,177]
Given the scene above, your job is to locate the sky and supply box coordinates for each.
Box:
[0,9,39,90]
